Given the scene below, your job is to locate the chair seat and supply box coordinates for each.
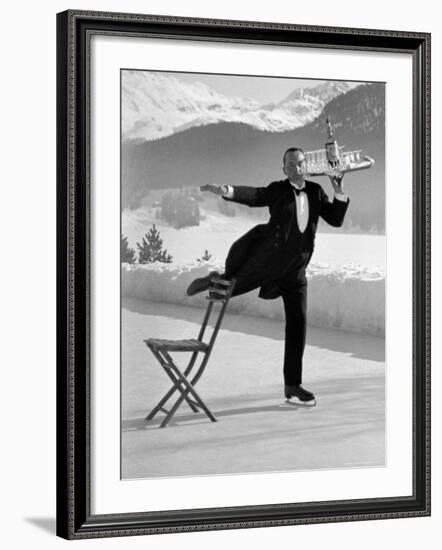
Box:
[145,338,208,352]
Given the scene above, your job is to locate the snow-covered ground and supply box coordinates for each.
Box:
[122,207,385,336]
[122,299,385,479]
[122,262,385,336]
[121,204,386,478]
[123,207,386,269]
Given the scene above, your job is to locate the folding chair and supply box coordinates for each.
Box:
[144,276,236,428]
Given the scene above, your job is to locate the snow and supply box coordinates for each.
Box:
[122,261,385,336]
[122,71,352,142]
[121,202,386,479]
[122,208,386,269]
[122,207,385,336]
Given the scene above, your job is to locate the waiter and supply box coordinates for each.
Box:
[187,147,349,404]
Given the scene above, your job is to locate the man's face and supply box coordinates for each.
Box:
[283,150,306,183]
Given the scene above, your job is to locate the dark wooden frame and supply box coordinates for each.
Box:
[56,9,431,540]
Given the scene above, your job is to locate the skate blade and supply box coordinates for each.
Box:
[283,397,317,407]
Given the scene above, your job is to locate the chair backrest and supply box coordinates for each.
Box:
[197,276,236,355]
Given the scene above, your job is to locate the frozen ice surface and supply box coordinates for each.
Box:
[122,300,385,479]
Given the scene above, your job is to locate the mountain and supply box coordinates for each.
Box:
[272,81,352,110]
[309,81,385,135]
[122,83,385,233]
[122,71,352,142]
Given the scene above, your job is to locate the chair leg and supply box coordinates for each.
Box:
[161,389,216,428]
[160,360,217,428]
[145,347,216,427]
[145,380,199,421]
[146,348,200,421]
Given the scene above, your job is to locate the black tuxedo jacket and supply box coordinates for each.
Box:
[223,178,349,298]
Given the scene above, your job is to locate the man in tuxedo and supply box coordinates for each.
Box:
[187,147,349,404]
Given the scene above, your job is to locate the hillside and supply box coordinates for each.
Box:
[122,83,385,232]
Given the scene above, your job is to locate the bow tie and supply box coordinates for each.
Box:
[291,185,305,196]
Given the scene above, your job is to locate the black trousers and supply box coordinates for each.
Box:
[224,244,309,386]
[278,278,307,386]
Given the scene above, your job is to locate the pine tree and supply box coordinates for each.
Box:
[121,234,136,264]
[197,249,212,263]
[136,224,173,264]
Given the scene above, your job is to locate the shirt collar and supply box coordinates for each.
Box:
[288,180,306,192]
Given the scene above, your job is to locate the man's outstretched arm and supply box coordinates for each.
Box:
[200,183,274,208]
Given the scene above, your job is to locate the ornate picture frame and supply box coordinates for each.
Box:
[56,9,430,539]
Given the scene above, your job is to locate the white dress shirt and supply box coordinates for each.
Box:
[291,184,309,233]
[222,183,348,234]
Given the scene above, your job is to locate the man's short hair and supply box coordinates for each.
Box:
[283,147,304,164]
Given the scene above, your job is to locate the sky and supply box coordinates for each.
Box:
[172,72,362,105]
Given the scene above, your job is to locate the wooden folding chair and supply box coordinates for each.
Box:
[144,276,236,428]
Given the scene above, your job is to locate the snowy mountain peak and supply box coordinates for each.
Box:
[122,71,354,142]
[279,81,351,106]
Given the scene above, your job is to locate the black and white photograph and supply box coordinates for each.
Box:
[1,0,439,544]
[120,70,386,480]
